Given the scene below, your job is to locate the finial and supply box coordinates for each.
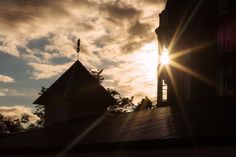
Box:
[77,38,80,60]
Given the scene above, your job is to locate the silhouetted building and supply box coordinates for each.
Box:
[156,0,236,107]
[2,2,236,155]
[33,60,116,126]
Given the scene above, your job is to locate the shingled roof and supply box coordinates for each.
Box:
[2,105,236,156]
[33,60,116,106]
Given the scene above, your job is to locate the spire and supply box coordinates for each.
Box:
[77,38,80,60]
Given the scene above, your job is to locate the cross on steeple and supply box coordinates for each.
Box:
[77,38,80,60]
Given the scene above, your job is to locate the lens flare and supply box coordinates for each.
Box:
[160,48,170,65]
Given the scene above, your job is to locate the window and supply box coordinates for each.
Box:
[184,76,191,100]
[216,67,234,96]
[162,80,168,102]
[217,28,224,53]
[217,68,224,96]
[225,27,232,52]
[219,0,229,15]
[217,27,233,53]
[225,67,233,95]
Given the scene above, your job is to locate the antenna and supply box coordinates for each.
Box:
[77,38,80,60]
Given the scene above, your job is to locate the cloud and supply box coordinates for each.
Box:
[128,20,152,37]
[0,89,25,97]
[0,74,15,83]
[0,0,167,103]
[0,105,39,124]
[100,1,142,23]
[0,89,8,97]
[0,91,7,97]
[29,62,73,80]
[102,41,158,103]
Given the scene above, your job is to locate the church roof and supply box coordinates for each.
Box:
[33,60,116,106]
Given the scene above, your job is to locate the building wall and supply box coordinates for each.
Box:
[44,98,111,127]
[156,0,236,107]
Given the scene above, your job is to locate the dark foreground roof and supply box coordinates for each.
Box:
[1,105,236,156]
[33,60,116,105]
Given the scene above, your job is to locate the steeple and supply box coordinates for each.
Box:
[33,39,116,126]
[77,38,80,60]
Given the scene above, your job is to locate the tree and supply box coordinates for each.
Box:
[89,69,104,83]
[0,114,27,135]
[38,86,47,95]
[107,88,120,98]
[34,86,47,127]
[89,70,135,113]
[89,69,155,113]
[107,88,135,113]
[134,97,153,112]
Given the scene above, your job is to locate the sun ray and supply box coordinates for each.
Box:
[170,42,211,60]
[165,66,182,105]
[165,66,198,146]
[58,115,105,157]
[168,0,203,52]
[157,64,164,78]
[169,61,214,86]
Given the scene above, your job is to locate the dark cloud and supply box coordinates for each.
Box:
[76,22,95,31]
[122,34,155,53]
[142,0,166,5]
[93,35,114,48]
[120,20,154,53]
[128,20,152,37]
[99,58,126,69]
[17,46,30,56]
[121,41,142,53]
[0,1,66,27]
[49,57,72,65]
[27,36,50,51]
[0,0,95,28]
[100,1,142,23]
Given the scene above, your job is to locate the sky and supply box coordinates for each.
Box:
[0,0,166,117]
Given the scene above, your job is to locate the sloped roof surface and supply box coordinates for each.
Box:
[33,60,115,105]
[1,105,236,153]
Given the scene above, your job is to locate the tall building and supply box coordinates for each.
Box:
[156,0,236,107]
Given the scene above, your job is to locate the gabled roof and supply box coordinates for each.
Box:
[33,60,116,105]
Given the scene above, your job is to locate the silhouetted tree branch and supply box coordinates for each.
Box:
[34,86,47,127]
[89,69,104,83]
[0,114,32,135]
[134,97,153,112]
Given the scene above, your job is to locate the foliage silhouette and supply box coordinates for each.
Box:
[91,69,155,113]
[0,113,35,135]
[34,86,47,127]
[89,69,104,83]
[134,96,153,112]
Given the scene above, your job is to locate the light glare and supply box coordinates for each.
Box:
[160,48,170,65]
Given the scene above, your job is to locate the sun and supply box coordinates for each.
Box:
[160,48,170,65]
[132,41,158,81]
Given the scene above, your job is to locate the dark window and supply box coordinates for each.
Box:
[217,28,224,53]
[225,27,232,52]
[216,66,234,96]
[219,0,229,15]
[225,67,233,95]
[217,67,224,96]
[184,75,191,100]
[217,27,233,53]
